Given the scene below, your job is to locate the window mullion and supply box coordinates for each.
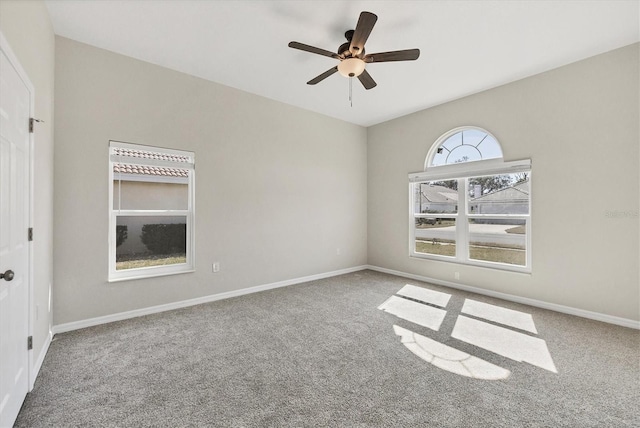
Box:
[468,214,530,220]
[414,214,455,218]
[457,178,469,262]
[112,210,190,216]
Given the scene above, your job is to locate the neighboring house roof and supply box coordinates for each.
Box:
[472,180,529,202]
[420,184,459,203]
[112,147,191,163]
[112,147,190,178]
[113,163,189,178]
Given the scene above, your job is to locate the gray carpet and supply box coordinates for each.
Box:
[15,270,640,427]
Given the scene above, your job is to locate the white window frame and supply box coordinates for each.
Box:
[108,141,195,282]
[409,128,531,273]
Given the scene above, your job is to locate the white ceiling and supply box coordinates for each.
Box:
[45,0,639,127]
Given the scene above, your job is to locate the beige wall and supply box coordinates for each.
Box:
[368,43,640,321]
[54,37,368,325]
[0,1,55,362]
[48,27,640,325]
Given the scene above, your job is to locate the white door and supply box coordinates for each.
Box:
[0,36,31,428]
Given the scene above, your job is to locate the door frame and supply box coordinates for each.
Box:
[0,30,35,390]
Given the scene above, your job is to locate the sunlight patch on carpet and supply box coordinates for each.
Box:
[396,284,451,308]
[393,325,511,380]
[452,315,557,373]
[462,299,537,333]
[379,284,558,378]
[378,295,447,331]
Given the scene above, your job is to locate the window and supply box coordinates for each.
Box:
[410,127,531,272]
[109,141,195,281]
[427,127,503,167]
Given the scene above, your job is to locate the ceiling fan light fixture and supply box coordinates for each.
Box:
[337,58,365,77]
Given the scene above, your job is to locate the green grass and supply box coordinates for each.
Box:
[116,254,186,270]
[469,246,525,266]
[416,240,525,266]
[415,241,456,257]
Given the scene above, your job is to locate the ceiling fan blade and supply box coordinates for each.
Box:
[307,66,339,85]
[288,41,340,59]
[357,69,377,90]
[349,11,377,57]
[365,49,420,63]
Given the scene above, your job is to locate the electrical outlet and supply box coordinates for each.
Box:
[336,248,341,255]
[454,271,460,280]
[212,262,220,273]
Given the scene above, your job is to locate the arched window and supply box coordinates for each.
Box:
[409,127,531,272]
[427,127,503,167]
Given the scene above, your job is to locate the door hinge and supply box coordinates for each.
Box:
[28,227,33,241]
[28,336,33,350]
[29,118,44,133]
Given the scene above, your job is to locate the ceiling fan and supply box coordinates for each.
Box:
[288,11,420,90]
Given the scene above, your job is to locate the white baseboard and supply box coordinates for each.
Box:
[366,265,640,330]
[52,265,368,334]
[30,329,52,390]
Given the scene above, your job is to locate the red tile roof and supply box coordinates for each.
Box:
[112,147,190,178]
[112,147,191,163]
[113,163,189,178]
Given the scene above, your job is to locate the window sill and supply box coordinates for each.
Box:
[108,266,195,283]
[410,253,531,274]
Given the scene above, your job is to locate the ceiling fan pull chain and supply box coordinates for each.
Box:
[349,76,353,107]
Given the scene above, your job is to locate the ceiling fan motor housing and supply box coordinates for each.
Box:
[339,30,364,58]
[338,42,350,57]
